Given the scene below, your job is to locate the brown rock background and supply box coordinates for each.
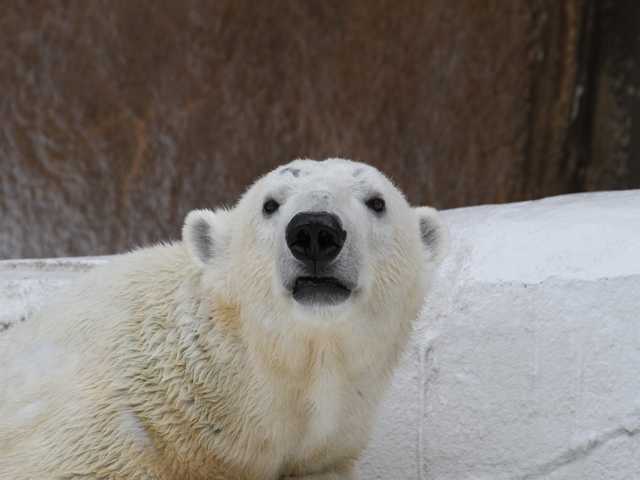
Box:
[0,1,637,259]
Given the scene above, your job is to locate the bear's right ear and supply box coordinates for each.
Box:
[414,206,449,266]
[182,209,228,267]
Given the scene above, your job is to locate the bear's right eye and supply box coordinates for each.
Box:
[263,199,280,216]
[365,196,386,214]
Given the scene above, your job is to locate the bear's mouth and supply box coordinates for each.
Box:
[292,276,351,306]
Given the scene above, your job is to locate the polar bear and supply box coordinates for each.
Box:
[0,158,446,480]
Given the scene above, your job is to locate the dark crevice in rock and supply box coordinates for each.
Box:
[518,419,640,479]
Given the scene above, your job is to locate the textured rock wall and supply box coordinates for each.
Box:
[0,1,594,259]
[362,189,640,479]
[587,0,640,191]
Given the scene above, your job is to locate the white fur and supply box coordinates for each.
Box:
[0,158,446,480]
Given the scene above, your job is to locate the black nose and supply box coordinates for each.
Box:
[286,212,346,267]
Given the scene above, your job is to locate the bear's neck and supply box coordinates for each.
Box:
[247,318,345,381]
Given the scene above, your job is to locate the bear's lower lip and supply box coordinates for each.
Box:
[292,276,351,306]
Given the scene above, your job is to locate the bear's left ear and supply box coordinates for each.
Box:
[182,209,229,267]
[414,206,448,265]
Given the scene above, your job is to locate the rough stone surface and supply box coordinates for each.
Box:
[0,258,107,333]
[362,189,640,479]
[0,1,588,259]
[587,0,640,192]
[1,191,639,479]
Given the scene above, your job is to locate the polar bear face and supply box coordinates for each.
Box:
[183,158,445,327]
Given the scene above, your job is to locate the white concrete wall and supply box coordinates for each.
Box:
[2,191,639,479]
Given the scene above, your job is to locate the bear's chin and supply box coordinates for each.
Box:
[291,276,352,306]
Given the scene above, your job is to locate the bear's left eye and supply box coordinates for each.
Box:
[365,197,386,214]
[263,199,280,216]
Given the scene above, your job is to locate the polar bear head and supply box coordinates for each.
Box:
[182,158,445,330]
